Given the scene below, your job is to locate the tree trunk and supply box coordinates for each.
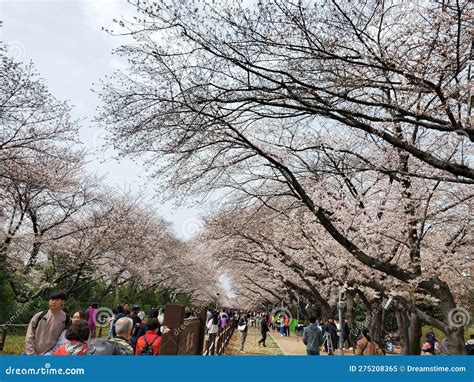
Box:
[0,244,7,279]
[395,309,410,355]
[367,302,384,344]
[429,283,466,354]
[320,304,332,321]
[345,290,355,328]
[445,327,466,354]
[408,313,423,355]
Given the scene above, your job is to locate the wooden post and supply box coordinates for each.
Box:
[196,308,207,355]
[160,304,185,355]
[0,326,7,352]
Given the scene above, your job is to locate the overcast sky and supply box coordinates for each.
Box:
[1,0,204,239]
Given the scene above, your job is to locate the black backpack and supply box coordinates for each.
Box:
[33,311,70,331]
[86,339,134,356]
[139,335,159,355]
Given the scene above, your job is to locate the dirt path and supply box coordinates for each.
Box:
[268,330,356,356]
[224,326,283,355]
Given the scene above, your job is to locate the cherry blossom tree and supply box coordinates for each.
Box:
[97,0,472,353]
[0,50,85,301]
[0,51,219,310]
[201,186,471,353]
[0,50,80,178]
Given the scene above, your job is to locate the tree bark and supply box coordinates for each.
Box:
[408,313,423,355]
[445,327,466,354]
[395,309,410,355]
[345,290,355,329]
[367,301,384,344]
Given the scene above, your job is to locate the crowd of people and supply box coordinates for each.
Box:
[24,292,169,356]
[419,328,474,356]
[205,308,238,353]
[24,291,245,356]
[21,292,474,356]
[242,312,387,356]
[297,317,383,356]
[226,311,474,356]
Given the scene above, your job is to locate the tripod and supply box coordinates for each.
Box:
[322,332,334,355]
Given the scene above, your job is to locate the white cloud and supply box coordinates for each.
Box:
[79,0,136,32]
[219,274,236,299]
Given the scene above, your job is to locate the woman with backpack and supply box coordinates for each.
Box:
[135,318,161,355]
[53,320,90,356]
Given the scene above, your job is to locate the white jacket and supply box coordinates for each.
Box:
[207,319,219,334]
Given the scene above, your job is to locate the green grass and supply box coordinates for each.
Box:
[0,333,25,355]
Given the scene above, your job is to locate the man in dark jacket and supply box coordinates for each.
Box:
[111,305,126,337]
[128,305,142,347]
[302,317,323,355]
[343,319,351,349]
[87,317,134,355]
[258,314,270,347]
[324,318,338,355]
[131,309,161,348]
[134,309,161,339]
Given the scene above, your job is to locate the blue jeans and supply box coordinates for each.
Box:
[307,349,320,355]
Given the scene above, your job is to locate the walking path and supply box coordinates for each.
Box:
[268,330,305,355]
[268,330,355,356]
[224,326,401,357]
[224,326,283,355]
